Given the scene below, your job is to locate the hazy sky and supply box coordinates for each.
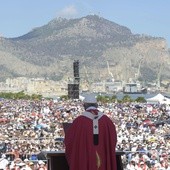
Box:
[0,0,169,46]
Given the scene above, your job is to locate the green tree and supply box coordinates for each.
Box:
[135,97,146,103]
[121,95,133,103]
[111,95,117,102]
[60,95,69,100]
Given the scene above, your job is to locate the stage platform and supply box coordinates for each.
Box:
[45,151,125,170]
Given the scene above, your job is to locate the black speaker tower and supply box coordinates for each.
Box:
[73,60,80,83]
[68,60,80,99]
[68,84,79,99]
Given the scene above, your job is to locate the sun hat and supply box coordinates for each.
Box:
[24,158,29,162]
[29,162,34,166]
[17,162,25,167]
[38,160,45,165]
[140,161,144,165]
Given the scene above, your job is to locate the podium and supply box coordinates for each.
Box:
[46,151,124,170]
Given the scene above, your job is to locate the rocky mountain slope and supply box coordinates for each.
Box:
[0,15,169,84]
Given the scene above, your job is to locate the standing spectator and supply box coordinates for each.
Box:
[126,158,137,170]
[7,146,20,160]
[136,161,149,170]
[37,160,47,170]
[0,154,9,170]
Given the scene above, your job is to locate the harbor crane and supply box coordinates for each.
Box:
[106,61,114,82]
[157,59,164,89]
[156,48,165,89]
[135,58,143,80]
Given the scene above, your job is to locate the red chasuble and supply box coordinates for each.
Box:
[64,113,117,170]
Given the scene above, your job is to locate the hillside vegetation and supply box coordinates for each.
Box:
[0,15,169,84]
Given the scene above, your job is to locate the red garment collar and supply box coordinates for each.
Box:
[86,108,99,115]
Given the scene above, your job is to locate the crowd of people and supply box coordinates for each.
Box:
[0,97,170,169]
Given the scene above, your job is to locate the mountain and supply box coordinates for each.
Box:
[0,15,170,84]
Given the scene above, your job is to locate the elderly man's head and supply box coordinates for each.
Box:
[83,95,98,110]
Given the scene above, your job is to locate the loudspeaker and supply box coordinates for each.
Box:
[73,60,79,78]
[68,84,79,99]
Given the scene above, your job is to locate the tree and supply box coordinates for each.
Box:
[121,95,133,103]
[135,97,146,103]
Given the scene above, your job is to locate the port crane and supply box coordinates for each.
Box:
[157,59,164,89]
[106,61,114,82]
[156,48,165,89]
[135,58,143,81]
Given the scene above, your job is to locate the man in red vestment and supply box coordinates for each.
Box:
[64,95,117,170]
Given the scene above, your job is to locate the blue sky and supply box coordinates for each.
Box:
[0,0,170,46]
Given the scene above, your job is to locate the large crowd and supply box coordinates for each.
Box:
[0,97,170,170]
